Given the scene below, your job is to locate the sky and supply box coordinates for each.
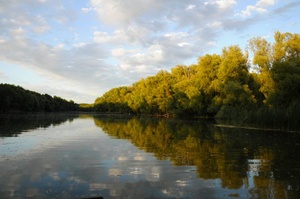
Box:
[0,0,299,103]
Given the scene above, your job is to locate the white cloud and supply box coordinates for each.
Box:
[186,4,196,10]
[241,5,267,17]
[207,41,216,46]
[0,25,114,102]
[90,0,155,26]
[207,21,223,28]
[32,15,51,34]
[81,7,92,13]
[111,48,128,57]
[93,26,151,46]
[256,0,275,7]
[93,31,111,43]
[238,0,276,17]
[214,0,237,9]
[88,0,262,79]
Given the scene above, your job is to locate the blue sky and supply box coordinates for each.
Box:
[0,0,299,103]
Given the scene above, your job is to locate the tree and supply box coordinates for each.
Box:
[94,86,132,113]
[193,54,222,115]
[91,31,300,124]
[247,32,300,105]
[273,31,300,62]
[269,59,300,107]
[248,37,272,72]
[214,45,255,109]
[171,65,202,115]
[0,84,79,112]
[195,54,221,93]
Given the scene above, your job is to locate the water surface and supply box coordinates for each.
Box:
[0,114,299,199]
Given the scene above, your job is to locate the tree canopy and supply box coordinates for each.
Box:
[93,31,300,126]
[3,31,299,128]
[0,84,79,112]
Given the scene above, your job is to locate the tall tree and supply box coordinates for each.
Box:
[248,37,275,103]
[248,37,272,72]
[215,45,255,108]
[273,31,300,62]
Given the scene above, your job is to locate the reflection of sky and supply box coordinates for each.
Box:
[0,117,246,199]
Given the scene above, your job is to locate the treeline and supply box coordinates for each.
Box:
[0,84,79,112]
[93,31,300,129]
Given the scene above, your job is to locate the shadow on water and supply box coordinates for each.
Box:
[0,113,80,137]
[93,115,300,199]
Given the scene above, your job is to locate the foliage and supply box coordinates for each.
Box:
[92,31,299,128]
[0,84,79,112]
[79,103,94,111]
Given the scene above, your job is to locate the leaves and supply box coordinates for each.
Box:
[93,31,300,118]
[0,84,79,112]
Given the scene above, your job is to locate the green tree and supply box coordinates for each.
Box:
[0,84,79,112]
[214,46,255,112]
[193,54,222,115]
[273,31,300,62]
[269,59,300,107]
[248,37,272,72]
[171,65,202,115]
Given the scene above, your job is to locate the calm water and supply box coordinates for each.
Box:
[0,114,299,199]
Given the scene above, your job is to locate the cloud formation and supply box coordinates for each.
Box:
[0,0,299,103]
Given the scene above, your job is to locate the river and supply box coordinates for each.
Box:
[0,113,299,199]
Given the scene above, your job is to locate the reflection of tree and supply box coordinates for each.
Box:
[250,144,300,199]
[93,116,300,198]
[0,113,79,137]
